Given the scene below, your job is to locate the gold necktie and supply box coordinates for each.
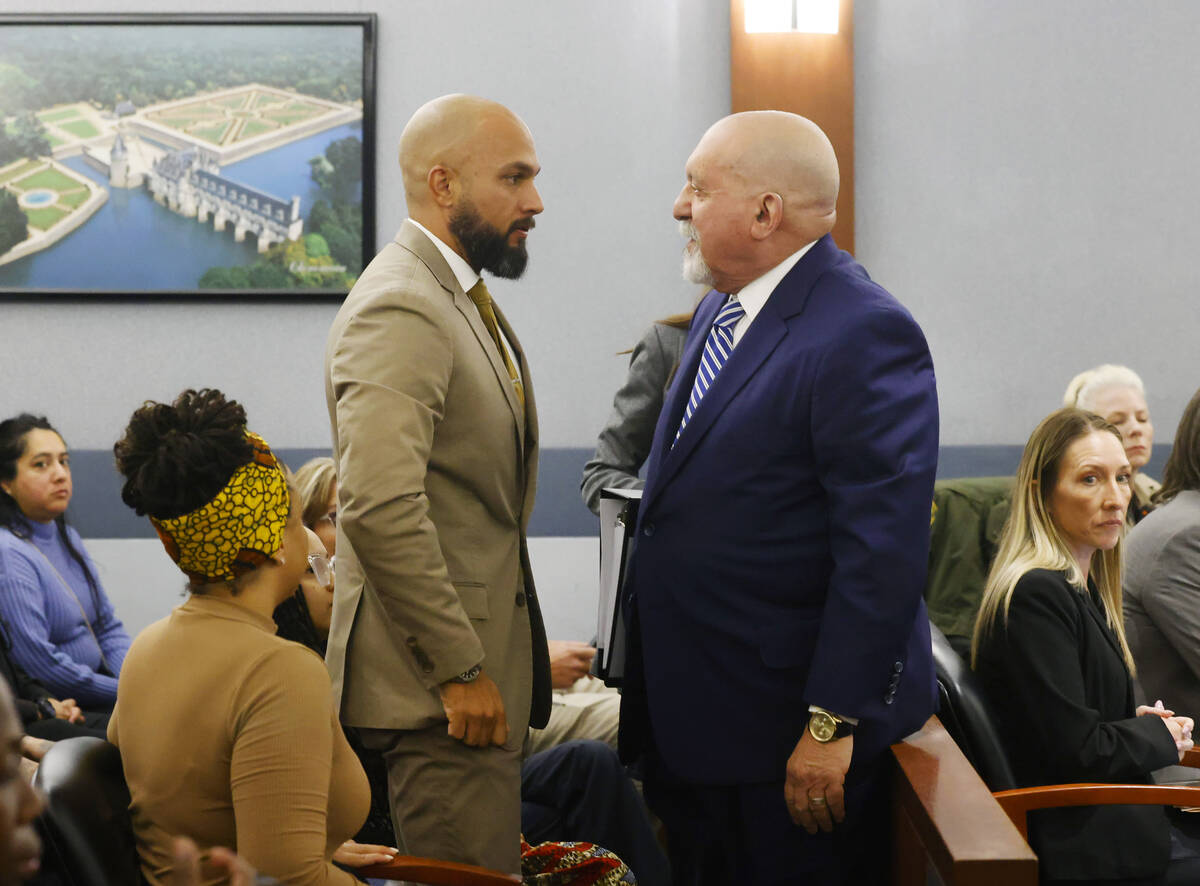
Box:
[467,280,525,409]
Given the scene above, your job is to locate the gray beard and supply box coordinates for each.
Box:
[678,220,715,286]
[682,246,715,287]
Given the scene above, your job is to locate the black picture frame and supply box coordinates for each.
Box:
[0,13,376,300]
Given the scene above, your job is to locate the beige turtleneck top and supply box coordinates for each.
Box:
[109,593,368,885]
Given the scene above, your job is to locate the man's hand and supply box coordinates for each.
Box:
[438,671,509,747]
[784,729,853,834]
[548,641,595,690]
[49,698,83,723]
[333,840,400,867]
[167,837,263,886]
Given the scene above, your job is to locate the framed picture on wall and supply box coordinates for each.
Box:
[0,13,376,299]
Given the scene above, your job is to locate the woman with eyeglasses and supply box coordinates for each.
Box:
[275,527,335,643]
[0,413,130,718]
[272,524,400,853]
[109,389,397,884]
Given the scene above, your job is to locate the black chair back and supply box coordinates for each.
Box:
[931,622,1018,792]
[33,736,143,886]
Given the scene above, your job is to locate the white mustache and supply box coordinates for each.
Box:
[679,220,699,242]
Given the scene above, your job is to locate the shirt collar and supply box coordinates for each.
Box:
[732,239,818,327]
[408,218,481,294]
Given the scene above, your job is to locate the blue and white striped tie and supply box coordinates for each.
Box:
[674,296,746,445]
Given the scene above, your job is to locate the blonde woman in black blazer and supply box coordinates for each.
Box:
[974,408,1199,885]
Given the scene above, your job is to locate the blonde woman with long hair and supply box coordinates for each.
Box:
[972,408,1200,885]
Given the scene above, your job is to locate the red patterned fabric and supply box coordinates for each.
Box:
[521,836,637,885]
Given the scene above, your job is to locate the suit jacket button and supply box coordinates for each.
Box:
[642,523,655,537]
[515,592,526,607]
[884,690,896,704]
[893,661,904,674]
[421,663,434,674]
[406,636,418,647]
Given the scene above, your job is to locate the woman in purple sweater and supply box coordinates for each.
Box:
[0,414,130,711]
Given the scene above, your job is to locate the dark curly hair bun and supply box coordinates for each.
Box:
[114,389,254,519]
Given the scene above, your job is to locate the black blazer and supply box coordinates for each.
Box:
[975,568,1179,881]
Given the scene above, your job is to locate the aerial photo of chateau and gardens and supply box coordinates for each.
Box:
[0,21,369,293]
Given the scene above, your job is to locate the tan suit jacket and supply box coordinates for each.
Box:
[324,220,551,741]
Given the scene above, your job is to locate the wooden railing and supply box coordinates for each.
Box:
[891,716,1037,885]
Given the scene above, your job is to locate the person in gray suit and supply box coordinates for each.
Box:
[581,315,691,515]
[557,315,694,757]
[1125,385,1200,720]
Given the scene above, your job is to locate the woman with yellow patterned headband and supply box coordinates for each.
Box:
[108,389,396,886]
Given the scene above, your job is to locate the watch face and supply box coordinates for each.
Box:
[810,712,836,742]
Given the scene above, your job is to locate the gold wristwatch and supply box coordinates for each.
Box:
[808,707,855,742]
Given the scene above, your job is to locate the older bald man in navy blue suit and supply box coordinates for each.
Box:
[618,112,939,885]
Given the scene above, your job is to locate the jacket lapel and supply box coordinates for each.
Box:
[492,299,537,506]
[642,236,843,507]
[1082,580,1126,664]
[453,289,527,451]
[396,220,459,294]
[396,222,527,451]
[639,290,720,515]
[650,305,787,496]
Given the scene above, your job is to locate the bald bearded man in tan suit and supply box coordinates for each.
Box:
[324,94,552,874]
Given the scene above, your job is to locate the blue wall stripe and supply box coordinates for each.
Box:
[61,444,1172,539]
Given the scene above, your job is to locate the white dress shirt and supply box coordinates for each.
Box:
[408,218,480,293]
[729,239,818,346]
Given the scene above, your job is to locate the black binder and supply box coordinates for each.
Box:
[592,487,641,686]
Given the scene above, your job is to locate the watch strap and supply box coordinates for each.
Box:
[450,664,483,684]
[809,707,855,741]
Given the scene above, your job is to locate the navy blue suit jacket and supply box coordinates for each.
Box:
[619,235,939,785]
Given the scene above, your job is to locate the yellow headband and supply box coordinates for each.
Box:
[150,431,291,583]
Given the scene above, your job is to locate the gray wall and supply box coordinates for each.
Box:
[0,0,730,638]
[856,0,1199,444]
[5,0,1199,636]
[0,0,728,451]
[11,0,1196,463]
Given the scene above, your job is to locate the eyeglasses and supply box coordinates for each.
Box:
[318,509,337,528]
[307,553,334,589]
